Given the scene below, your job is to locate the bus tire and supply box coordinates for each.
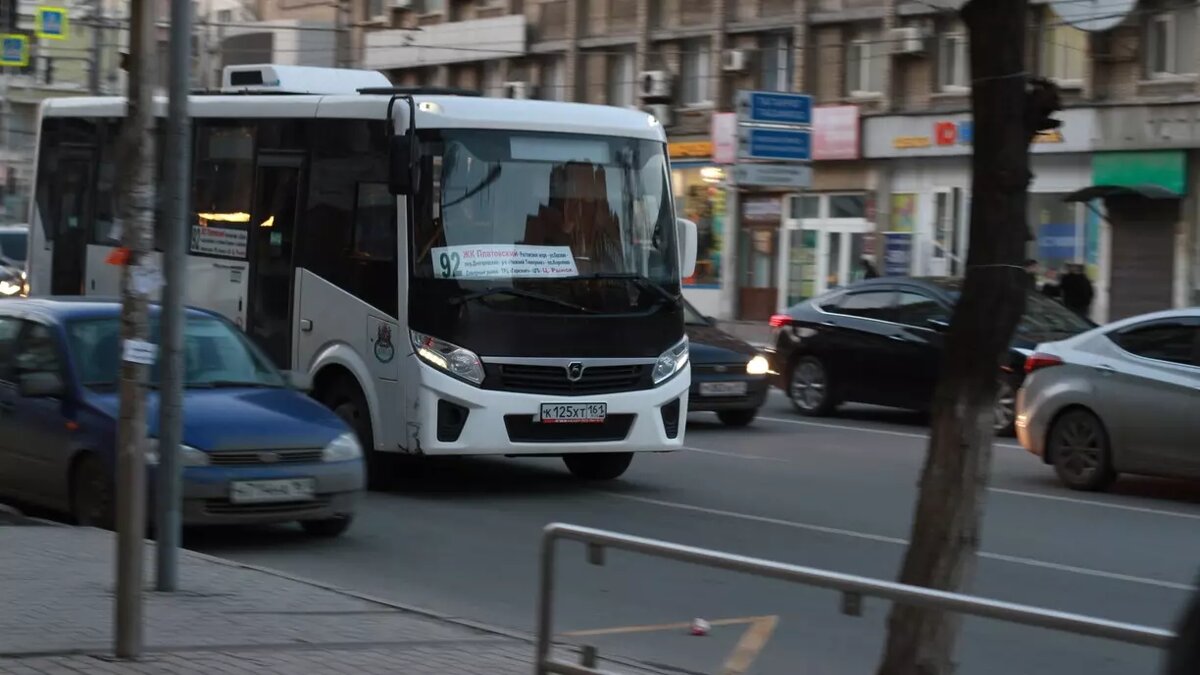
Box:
[324,377,391,491]
[563,452,633,481]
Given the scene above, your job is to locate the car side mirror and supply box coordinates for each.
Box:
[20,371,64,398]
[676,217,698,279]
[926,318,950,331]
[388,133,414,196]
[284,370,313,393]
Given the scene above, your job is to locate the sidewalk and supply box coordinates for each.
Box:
[0,516,663,674]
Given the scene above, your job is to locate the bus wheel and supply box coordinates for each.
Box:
[563,453,633,481]
[326,380,391,491]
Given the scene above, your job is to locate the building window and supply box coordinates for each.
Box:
[938,33,968,91]
[759,33,793,92]
[607,49,635,107]
[845,39,882,97]
[366,0,385,20]
[1146,8,1198,78]
[680,39,712,105]
[1041,21,1087,84]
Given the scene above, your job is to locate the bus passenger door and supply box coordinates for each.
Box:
[247,154,304,370]
[50,149,95,296]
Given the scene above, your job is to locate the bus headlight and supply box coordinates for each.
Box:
[746,355,770,375]
[652,337,689,385]
[410,331,485,385]
[322,432,362,462]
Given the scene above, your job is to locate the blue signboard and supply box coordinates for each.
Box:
[738,127,812,162]
[0,34,29,67]
[883,232,912,277]
[36,7,69,40]
[737,91,813,126]
[1037,222,1077,264]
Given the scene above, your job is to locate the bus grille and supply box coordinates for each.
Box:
[504,414,635,443]
[489,364,648,395]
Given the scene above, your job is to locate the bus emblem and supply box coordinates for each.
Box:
[566,362,584,382]
[374,324,395,364]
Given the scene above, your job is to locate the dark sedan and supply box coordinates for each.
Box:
[765,277,1093,434]
[685,301,771,427]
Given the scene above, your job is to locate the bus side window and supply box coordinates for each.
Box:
[34,118,59,242]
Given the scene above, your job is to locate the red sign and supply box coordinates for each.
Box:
[812,105,860,160]
[934,121,958,146]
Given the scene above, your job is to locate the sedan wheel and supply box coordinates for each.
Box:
[789,357,834,417]
[1049,409,1116,492]
[993,379,1016,436]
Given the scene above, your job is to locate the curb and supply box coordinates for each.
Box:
[176,543,675,674]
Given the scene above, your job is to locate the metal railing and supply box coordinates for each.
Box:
[535,523,1175,675]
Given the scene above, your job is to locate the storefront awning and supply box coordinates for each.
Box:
[1062,184,1181,203]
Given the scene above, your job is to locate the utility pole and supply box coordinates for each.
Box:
[155,0,191,593]
[88,0,102,94]
[113,0,156,658]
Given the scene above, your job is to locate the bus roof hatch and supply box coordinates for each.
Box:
[221,64,392,95]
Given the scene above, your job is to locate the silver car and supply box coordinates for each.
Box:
[1016,308,1200,491]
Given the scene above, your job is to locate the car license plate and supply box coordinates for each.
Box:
[699,381,748,397]
[539,402,607,424]
[229,478,316,504]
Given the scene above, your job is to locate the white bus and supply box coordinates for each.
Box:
[27,64,697,487]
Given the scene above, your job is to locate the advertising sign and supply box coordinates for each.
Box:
[883,232,913,277]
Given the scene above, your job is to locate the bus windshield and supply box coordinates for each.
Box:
[412,130,677,287]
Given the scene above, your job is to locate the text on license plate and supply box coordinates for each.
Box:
[540,402,607,424]
[699,381,748,397]
[229,478,316,504]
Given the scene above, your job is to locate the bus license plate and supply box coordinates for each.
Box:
[539,403,607,424]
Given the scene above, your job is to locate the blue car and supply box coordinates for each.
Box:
[0,299,364,537]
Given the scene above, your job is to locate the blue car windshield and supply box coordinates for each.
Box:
[67,316,285,390]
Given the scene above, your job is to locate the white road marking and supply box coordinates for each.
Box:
[988,487,1200,522]
[604,492,1197,592]
[755,414,1025,450]
[685,444,1200,522]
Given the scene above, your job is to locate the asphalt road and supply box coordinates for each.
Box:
[186,391,1200,675]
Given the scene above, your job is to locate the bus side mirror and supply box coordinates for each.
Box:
[676,217,698,279]
[388,134,413,196]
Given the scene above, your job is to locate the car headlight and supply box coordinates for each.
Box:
[144,439,209,467]
[322,432,362,462]
[746,355,770,375]
[652,336,689,385]
[410,330,485,385]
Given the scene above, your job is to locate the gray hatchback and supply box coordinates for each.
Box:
[1016,308,1200,491]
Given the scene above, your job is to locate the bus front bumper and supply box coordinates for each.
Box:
[409,363,689,456]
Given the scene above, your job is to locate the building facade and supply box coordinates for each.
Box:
[346,0,1200,323]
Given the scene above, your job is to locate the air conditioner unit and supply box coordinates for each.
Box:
[722,49,749,73]
[639,70,672,101]
[504,81,531,99]
[891,26,927,55]
[645,103,672,127]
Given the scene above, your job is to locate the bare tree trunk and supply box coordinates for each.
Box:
[875,1,1034,673]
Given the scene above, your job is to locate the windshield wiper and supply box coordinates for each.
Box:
[572,273,681,307]
[451,287,596,314]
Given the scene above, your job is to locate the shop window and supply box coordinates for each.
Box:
[677,166,725,287]
[890,194,916,232]
[830,194,866,219]
[1028,193,1080,281]
[790,195,819,219]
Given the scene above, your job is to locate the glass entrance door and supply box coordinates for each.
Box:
[784,226,873,306]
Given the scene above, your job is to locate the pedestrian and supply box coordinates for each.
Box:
[1024,259,1040,291]
[1059,263,1094,318]
[1041,267,1061,300]
[1165,578,1200,675]
[859,257,879,280]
